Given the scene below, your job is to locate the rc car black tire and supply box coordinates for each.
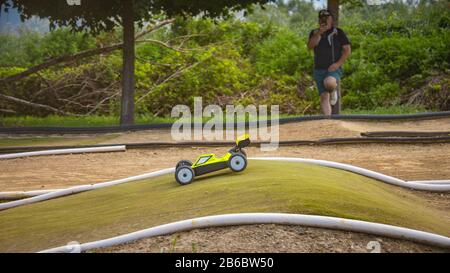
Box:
[176,160,193,169]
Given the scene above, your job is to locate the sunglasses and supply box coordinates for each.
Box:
[318,10,332,18]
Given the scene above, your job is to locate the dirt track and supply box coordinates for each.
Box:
[96,224,448,253]
[101,117,450,143]
[1,144,450,192]
[1,118,449,192]
[1,118,449,253]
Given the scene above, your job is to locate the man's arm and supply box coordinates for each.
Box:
[328,44,351,72]
[307,25,327,50]
[307,30,321,50]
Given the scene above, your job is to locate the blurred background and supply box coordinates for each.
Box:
[0,0,448,126]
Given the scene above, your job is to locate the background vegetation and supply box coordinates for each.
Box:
[0,0,449,125]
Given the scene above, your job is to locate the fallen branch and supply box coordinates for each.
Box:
[135,38,184,52]
[0,108,16,114]
[0,93,76,116]
[135,18,175,40]
[136,55,212,104]
[86,91,120,115]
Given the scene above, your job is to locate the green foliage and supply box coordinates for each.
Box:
[136,45,257,115]
[251,29,313,76]
[41,29,96,59]
[0,0,272,33]
[0,29,42,66]
[0,28,96,66]
[1,0,449,119]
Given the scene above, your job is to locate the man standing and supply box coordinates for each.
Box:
[307,9,351,116]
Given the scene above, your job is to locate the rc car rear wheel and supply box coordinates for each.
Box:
[228,153,247,172]
[175,166,195,185]
[176,160,192,169]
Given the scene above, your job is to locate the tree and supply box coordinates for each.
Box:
[0,0,271,125]
[327,0,363,114]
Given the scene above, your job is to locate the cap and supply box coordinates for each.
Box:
[318,9,333,18]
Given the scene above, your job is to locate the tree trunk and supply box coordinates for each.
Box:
[328,0,341,115]
[327,0,339,26]
[120,0,135,125]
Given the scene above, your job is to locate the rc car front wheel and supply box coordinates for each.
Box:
[175,166,195,185]
[228,153,247,172]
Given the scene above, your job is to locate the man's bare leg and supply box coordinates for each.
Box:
[324,76,337,91]
[320,92,331,116]
[322,76,338,111]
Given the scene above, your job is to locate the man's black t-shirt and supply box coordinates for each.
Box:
[309,27,350,70]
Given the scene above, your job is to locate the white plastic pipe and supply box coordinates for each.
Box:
[0,145,126,160]
[250,157,450,192]
[0,168,174,211]
[39,213,450,253]
[409,180,450,185]
[0,189,62,200]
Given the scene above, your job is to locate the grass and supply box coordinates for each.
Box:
[342,105,432,115]
[0,135,119,148]
[0,106,433,127]
[0,114,175,127]
[0,160,448,253]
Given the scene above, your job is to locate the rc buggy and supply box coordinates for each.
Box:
[174,134,250,185]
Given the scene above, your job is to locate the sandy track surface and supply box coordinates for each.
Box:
[99,117,450,143]
[1,118,450,192]
[2,118,449,145]
[96,224,448,253]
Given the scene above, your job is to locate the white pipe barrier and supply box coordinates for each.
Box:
[39,213,450,253]
[250,157,450,192]
[409,180,450,185]
[0,168,174,211]
[0,145,126,160]
[0,189,62,200]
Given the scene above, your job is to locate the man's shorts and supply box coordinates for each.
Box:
[313,68,343,95]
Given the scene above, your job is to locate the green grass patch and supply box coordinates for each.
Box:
[0,160,447,252]
[0,115,175,127]
[342,105,432,115]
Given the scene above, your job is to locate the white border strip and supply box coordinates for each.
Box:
[0,145,126,160]
[0,189,62,200]
[409,180,450,185]
[39,213,450,253]
[250,157,450,192]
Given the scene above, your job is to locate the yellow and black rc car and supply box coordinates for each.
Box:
[175,134,250,185]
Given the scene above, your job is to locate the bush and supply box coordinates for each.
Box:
[251,29,313,77]
[1,1,449,117]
